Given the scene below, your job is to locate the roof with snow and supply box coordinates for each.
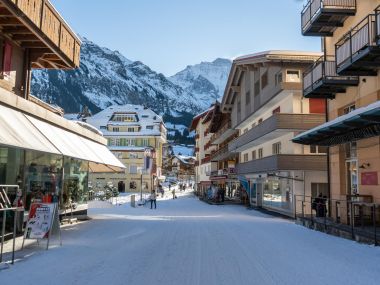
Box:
[86,105,166,137]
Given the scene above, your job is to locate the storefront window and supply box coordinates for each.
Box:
[24,151,63,210]
[62,157,89,209]
[263,175,292,211]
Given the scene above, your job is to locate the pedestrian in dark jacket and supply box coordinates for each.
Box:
[150,190,157,209]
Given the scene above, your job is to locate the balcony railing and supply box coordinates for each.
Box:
[236,154,327,175]
[336,12,380,76]
[1,0,81,68]
[229,113,326,153]
[301,0,356,36]
[210,168,236,177]
[210,121,233,144]
[303,55,359,98]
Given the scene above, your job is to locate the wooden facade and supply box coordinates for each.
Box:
[0,0,81,69]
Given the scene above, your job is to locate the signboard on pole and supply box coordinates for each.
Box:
[24,203,56,239]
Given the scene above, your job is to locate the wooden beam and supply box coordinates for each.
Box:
[2,27,32,34]
[231,86,241,93]
[12,34,39,41]
[0,18,22,25]
[21,42,47,48]
[0,7,12,17]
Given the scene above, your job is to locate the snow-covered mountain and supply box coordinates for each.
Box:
[169,58,232,107]
[31,38,231,142]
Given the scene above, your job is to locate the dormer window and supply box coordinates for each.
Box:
[146,125,154,130]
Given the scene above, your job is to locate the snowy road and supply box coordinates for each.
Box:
[2,193,380,285]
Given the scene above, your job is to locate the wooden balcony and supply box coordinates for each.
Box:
[0,0,81,69]
[210,121,236,145]
[229,113,326,153]
[303,55,359,99]
[301,0,356,36]
[336,12,380,76]
[236,154,327,175]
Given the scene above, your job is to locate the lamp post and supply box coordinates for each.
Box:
[137,167,143,201]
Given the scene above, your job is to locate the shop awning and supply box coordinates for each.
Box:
[0,103,124,169]
[293,101,380,146]
[0,104,61,155]
[89,162,124,173]
[26,115,125,169]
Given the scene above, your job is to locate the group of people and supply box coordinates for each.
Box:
[206,185,226,203]
[149,182,190,209]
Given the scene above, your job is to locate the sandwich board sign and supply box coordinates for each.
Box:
[23,203,61,250]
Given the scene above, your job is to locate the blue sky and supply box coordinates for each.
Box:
[51,0,319,76]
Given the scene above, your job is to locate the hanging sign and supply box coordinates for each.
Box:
[24,203,56,239]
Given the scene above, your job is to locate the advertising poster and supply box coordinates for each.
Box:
[25,203,56,239]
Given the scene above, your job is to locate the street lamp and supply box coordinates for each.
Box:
[137,166,143,201]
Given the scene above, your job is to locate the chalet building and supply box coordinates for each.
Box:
[86,105,167,193]
[207,103,240,201]
[190,106,217,196]
[294,0,380,232]
[0,0,124,232]
[170,154,195,182]
[221,51,328,216]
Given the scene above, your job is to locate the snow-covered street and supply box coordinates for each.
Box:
[2,192,380,285]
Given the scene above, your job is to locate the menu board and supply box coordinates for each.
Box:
[24,203,56,239]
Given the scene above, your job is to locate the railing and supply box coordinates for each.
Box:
[210,121,232,143]
[210,144,228,160]
[201,156,211,164]
[295,195,379,245]
[6,0,81,67]
[303,55,358,91]
[302,0,356,32]
[210,168,236,177]
[336,13,378,68]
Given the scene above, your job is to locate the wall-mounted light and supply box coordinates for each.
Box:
[359,163,370,169]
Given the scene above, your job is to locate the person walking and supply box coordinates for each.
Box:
[172,188,176,199]
[150,189,157,209]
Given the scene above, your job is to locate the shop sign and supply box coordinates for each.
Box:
[24,203,56,239]
[361,172,378,186]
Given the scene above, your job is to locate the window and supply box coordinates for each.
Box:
[113,127,120,132]
[129,153,138,159]
[128,127,134,132]
[272,106,281,114]
[258,148,263,159]
[129,165,137,174]
[243,153,249,162]
[130,181,137,190]
[286,70,300,82]
[252,150,256,160]
[254,80,260,96]
[107,138,114,146]
[142,138,149,147]
[275,71,283,86]
[142,115,149,118]
[146,125,154,130]
[100,126,107,130]
[246,91,251,105]
[261,71,268,89]
[130,139,136,146]
[344,104,355,115]
[115,138,121,146]
[2,41,12,77]
[272,142,281,155]
[310,145,328,154]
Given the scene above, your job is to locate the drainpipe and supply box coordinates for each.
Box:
[326,98,331,216]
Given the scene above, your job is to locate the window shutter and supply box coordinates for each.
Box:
[3,42,12,76]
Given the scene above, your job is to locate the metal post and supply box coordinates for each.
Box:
[0,211,6,263]
[373,204,377,246]
[12,210,17,264]
[140,172,143,201]
[350,202,354,239]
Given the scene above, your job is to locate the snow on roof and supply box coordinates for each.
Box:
[174,154,196,165]
[86,104,165,137]
[234,50,322,63]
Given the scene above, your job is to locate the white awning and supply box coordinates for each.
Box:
[0,104,60,155]
[26,115,125,169]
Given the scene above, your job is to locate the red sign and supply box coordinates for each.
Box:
[361,172,378,186]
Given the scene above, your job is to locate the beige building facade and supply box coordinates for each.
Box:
[86,105,167,193]
[221,51,328,216]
